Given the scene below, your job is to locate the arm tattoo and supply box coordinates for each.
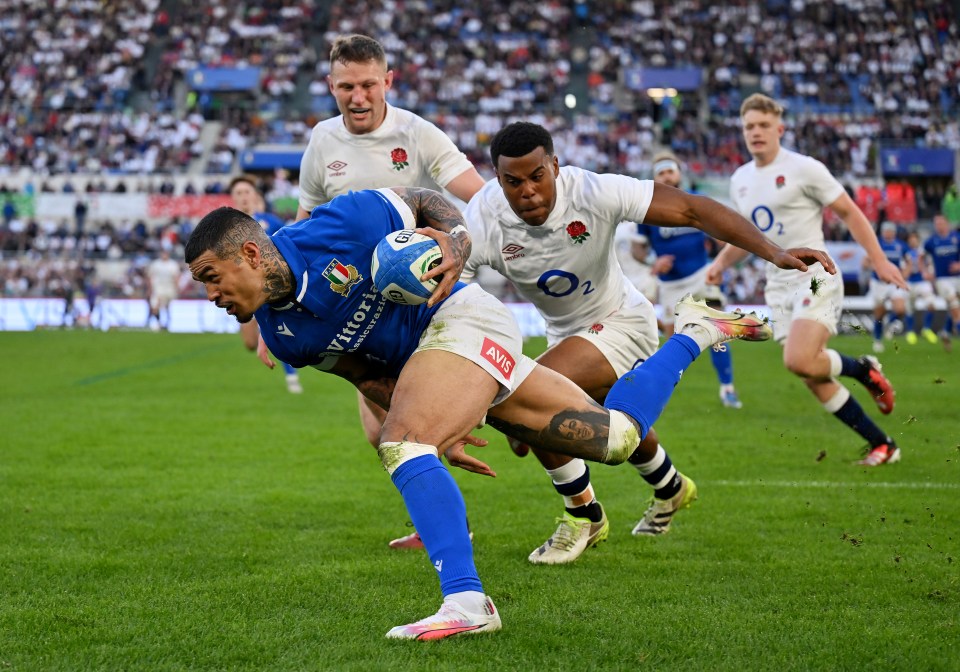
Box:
[392,186,472,271]
[487,408,611,463]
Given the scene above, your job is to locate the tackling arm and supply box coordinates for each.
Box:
[645,182,836,275]
[390,186,472,306]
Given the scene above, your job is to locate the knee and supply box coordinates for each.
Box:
[783,352,816,378]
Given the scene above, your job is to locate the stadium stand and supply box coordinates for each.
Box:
[0,0,957,314]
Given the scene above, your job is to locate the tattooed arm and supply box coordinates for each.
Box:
[320,353,397,411]
[390,186,472,307]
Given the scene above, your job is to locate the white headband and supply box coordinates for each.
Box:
[653,159,680,176]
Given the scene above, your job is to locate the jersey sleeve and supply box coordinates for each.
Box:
[597,173,655,224]
[800,157,845,208]
[416,120,476,188]
[460,190,494,283]
[298,134,327,212]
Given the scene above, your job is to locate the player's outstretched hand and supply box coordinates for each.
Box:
[415,226,468,307]
[773,247,838,275]
[256,334,275,369]
[873,258,908,289]
[705,260,724,286]
[444,435,496,478]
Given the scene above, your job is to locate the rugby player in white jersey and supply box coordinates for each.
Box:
[145,248,182,331]
[707,94,907,466]
[287,35,486,548]
[463,121,835,563]
[187,186,826,639]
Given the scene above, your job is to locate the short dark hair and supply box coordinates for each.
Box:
[227,174,260,195]
[184,207,267,264]
[489,122,554,167]
[329,34,387,68]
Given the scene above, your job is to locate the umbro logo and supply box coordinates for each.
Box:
[502,243,525,261]
[277,323,295,337]
[327,160,347,172]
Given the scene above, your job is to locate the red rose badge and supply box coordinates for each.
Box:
[566,220,590,244]
[588,323,604,334]
[776,175,785,189]
[391,147,409,171]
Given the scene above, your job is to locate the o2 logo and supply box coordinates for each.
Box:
[751,205,784,235]
[536,269,596,298]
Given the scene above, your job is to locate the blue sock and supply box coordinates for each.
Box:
[947,317,955,334]
[873,318,883,340]
[905,314,915,332]
[923,312,933,330]
[838,354,870,385]
[605,334,700,440]
[391,454,482,596]
[833,397,889,448]
[282,361,297,375]
[709,345,734,385]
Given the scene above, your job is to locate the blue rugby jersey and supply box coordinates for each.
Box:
[255,189,463,372]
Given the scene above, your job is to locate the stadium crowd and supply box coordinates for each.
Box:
[1,0,958,311]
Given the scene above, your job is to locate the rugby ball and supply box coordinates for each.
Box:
[371,229,443,305]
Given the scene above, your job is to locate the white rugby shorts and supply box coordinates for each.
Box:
[551,299,660,377]
[935,276,960,308]
[764,269,843,342]
[907,280,935,309]
[658,265,724,326]
[414,283,536,405]
[868,277,909,308]
[149,290,176,311]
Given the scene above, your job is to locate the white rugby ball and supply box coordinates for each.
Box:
[371,229,443,305]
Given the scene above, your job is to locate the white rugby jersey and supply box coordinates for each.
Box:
[729,147,844,285]
[298,104,475,212]
[146,258,182,294]
[463,166,654,340]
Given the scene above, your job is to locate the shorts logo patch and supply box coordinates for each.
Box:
[481,337,515,378]
[588,323,604,334]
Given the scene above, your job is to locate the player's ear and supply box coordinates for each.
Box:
[777,122,785,138]
[326,74,334,93]
[551,154,560,176]
[384,69,394,91]
[241,240,261,268]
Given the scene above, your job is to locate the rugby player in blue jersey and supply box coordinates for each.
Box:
[638,151,743,409]
[924,213,960,350]
[186,186,832,639]
[867,222,909,354]
[229,175,303,394]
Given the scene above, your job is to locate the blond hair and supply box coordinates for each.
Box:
[652,150,680,164]
[740,93,784,118]
[329,34,387,68]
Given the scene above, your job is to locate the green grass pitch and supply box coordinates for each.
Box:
[1,330,957,670]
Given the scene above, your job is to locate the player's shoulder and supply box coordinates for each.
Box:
[782,148,830,173]
[730,160,756,181]
[308,116,345,141]
[468,178,512,224]
[386,105,440,134]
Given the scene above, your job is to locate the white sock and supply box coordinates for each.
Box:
[447,590,487,613]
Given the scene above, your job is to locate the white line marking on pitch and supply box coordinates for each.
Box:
[709,479,960,490]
